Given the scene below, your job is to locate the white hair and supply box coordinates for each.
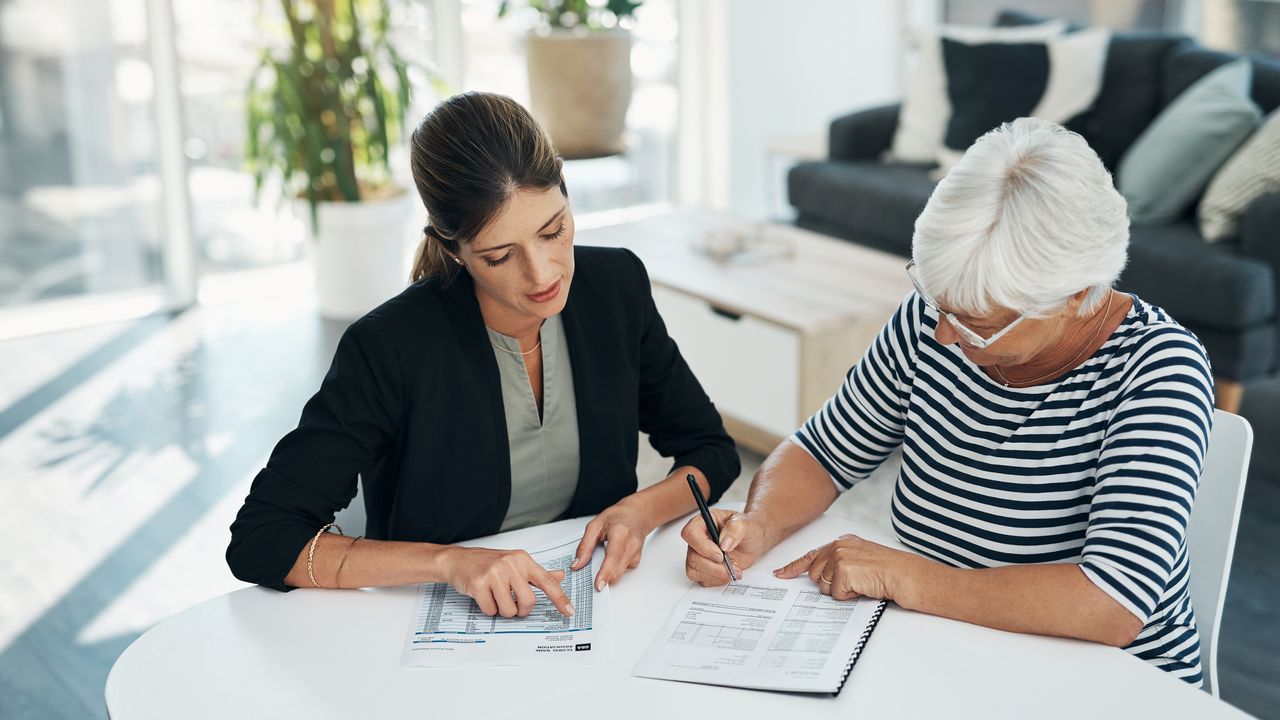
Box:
[911,117,1129,318]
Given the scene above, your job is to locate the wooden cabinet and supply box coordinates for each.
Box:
[579,207,915,455]
[652,285,801,439]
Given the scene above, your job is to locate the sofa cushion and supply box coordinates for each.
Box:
[1067,33,1190,170]
[1183,321,1278,380]
[787,161,935,256]
[888,21,1067,164]
[1120,221,1275,330]
[938,30,1109,171]
[996,12,1191,170]
[1164,45,1280,115]
[1118,59,1260,226]
[1200,108,1280,242]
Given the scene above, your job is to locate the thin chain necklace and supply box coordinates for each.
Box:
[490,338,541,356]
[488,323,542,357]
[993,291,1114,388]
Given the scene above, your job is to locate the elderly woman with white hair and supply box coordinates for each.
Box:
[681,117,1214,685]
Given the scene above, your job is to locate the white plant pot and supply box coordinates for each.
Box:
[525,29,632,159]
[299,190,415,321]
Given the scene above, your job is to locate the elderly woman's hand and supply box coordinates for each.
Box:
[682,509,775,586]
[773,534,924,602]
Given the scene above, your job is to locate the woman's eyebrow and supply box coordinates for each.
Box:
[537,207,565,233]
[471,207,566,254]
[472,242,514,254]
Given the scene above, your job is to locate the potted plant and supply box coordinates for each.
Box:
[499,0,644,159]
[246,0,438,320]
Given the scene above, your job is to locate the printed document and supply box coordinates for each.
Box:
[400,536,610,667]
[633,572,883,693]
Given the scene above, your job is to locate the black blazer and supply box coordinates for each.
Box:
[227,246,740,590]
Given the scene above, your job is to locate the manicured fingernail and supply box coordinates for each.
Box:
[773,568,783,575]
[566,603,575,616]
[721,537,738,552]
[575,556,584,567]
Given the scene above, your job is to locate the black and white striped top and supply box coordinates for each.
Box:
[793,293,1213,685]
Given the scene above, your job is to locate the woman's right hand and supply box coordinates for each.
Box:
[438,547,575,618]
[681,509,774,586]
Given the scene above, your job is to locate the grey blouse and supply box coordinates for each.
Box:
[487,314,581,532]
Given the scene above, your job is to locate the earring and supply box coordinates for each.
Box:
[452,256,464,266]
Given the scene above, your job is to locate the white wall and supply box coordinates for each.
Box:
[679,0,936,218]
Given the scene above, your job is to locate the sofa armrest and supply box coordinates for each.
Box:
[1240,191,1280,284]
[829,103,900,162]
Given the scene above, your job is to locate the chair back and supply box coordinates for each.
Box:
[1186,409,1253,696]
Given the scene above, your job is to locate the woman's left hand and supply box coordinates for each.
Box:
[571,499,656,591]
[773,533,922,602]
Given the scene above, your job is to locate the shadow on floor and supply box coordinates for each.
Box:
[0,307,347,719]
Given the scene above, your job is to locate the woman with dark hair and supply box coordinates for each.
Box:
[227,92,739,619]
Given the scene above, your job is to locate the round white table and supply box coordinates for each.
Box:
[106,511,1249,719]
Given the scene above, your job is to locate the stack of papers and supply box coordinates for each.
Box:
[633,573,885,694]
[400,537,611,667]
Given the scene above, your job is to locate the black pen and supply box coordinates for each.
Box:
[687,473,737,583]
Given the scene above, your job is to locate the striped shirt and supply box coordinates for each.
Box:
[793,292,1213,685]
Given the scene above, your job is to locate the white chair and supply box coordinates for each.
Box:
[1185,409,1253,697]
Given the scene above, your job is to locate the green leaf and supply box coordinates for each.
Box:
[247,0,426,220]
[605,0,644,19]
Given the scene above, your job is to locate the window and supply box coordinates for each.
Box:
[1197,0,1280,56]
[0,0,166,310]
[943,0,1177,30]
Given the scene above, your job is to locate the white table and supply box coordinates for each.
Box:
[106,512,1248,719]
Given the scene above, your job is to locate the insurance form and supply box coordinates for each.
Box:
[400,537,611,667]
[633,572,885,694]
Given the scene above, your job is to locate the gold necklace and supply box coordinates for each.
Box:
[490,338,541,356]
[993,291,1114,388]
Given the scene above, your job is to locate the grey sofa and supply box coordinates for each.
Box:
[788,11,1280,385]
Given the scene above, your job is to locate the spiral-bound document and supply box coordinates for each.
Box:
[633,573,885,695]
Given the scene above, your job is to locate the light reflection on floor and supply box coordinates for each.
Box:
[0,269,341,719]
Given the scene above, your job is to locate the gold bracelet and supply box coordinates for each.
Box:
[306,522,344,588]
[335,536,363,589]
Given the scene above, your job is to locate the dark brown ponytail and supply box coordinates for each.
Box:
[408,92,567,283]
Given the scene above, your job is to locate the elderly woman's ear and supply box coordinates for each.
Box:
[1066,288,1093,315]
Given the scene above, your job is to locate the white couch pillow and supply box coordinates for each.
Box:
[886,20,1067,165]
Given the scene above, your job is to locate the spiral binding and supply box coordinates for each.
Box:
[833,599,888,696]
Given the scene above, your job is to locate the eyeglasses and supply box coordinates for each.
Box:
[905,261,1027,349]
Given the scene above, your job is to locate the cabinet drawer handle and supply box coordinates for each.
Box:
[709,305,743,322]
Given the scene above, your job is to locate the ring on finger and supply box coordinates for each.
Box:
[820,574,833,584]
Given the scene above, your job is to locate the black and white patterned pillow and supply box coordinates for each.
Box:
[1199,108,1280,241]
[886,21,1067,164]
[937,29,1110,172]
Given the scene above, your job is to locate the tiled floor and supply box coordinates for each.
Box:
[0,270,1276,719]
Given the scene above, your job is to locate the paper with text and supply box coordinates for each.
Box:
[400,536,611,667]
[633,573,883,693]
